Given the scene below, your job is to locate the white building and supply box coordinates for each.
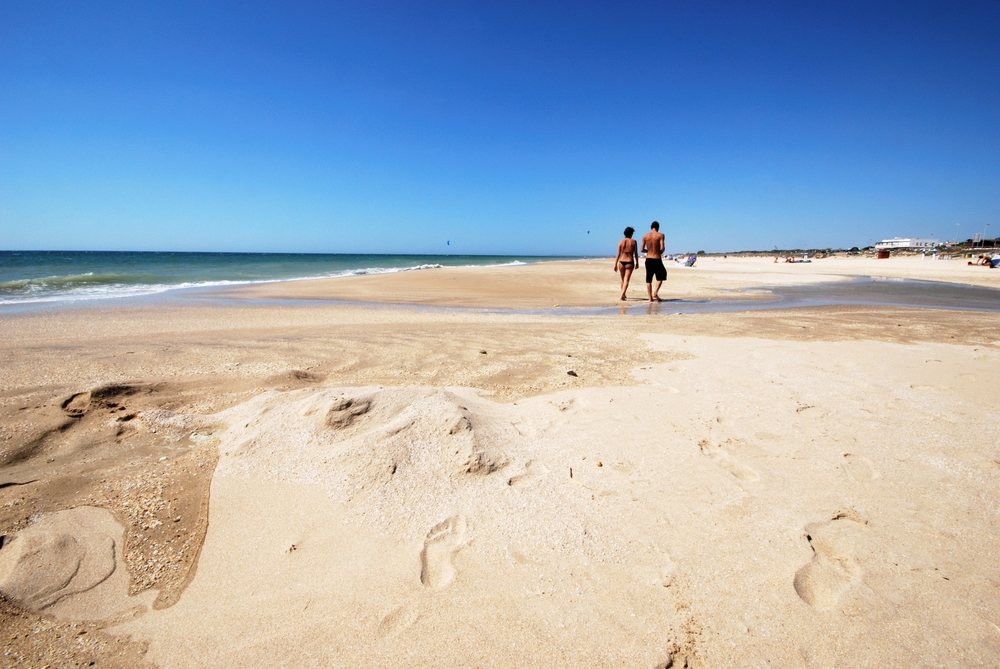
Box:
[874,237,939,250]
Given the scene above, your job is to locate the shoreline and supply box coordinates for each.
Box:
[0,254,581,308]
[4,255,1000,316]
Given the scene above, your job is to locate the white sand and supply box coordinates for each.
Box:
[110,334,1000,667]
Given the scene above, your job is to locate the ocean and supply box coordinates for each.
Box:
[0,251,577,306]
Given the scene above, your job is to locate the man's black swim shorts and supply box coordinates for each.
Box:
[645,258,667,282]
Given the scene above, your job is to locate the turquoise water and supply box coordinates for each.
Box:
[0,251,577,305]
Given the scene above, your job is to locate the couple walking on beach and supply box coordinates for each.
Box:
[615,221,667,302]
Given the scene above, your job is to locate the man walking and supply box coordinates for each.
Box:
[641,221,666,302]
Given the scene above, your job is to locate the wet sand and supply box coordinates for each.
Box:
[1,256,999,667]
[223,255,1000,307]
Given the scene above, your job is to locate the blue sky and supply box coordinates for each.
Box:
[1,1,998,254]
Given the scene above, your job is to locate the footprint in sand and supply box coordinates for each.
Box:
[658,551,678,588]
[656,652,692,669]
[609,460,634,474]
[843,453,880,482]
[61,392,91,418]
[378,602,420,638]
[698,440,759,482]
[793,512,865,610]
[508,460,548,488]
[420,515,468,588]
[323,396,373,429]
[0,507,118,611]
[551,398,576,412]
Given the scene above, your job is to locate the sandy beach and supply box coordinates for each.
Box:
[228,255,1000,307]
[2,255,999,668]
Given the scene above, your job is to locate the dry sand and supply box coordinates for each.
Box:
[1,255,999,667]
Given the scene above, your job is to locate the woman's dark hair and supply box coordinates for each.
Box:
[624,227,634,238]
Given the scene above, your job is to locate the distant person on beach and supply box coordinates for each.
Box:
[641,221,666,302]
[614,227,639,301]
[968,255,994,267]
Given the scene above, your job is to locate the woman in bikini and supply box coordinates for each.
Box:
[614,227,638,301]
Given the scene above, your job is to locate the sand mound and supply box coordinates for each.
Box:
[212,387,525,535]
[115,384,692,666]
[203,386,662,570]
[0,507,156,620]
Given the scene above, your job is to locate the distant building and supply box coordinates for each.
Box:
[874,237,939,250]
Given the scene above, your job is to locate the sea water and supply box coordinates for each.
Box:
[0,251,574,305]
[3,252,998,313]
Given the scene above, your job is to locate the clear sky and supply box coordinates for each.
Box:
[1,1,998,255]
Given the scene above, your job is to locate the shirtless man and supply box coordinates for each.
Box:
[641,221,666,302]
[614,227,638,300]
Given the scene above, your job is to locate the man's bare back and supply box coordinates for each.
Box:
[641,222,666,301]
[641,230,664,258]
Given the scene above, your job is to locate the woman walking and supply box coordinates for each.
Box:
[614,227,638,301]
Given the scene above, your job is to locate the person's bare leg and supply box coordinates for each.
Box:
[651,279,662,301]
[620,267,633,300]
[646,281,653,302]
